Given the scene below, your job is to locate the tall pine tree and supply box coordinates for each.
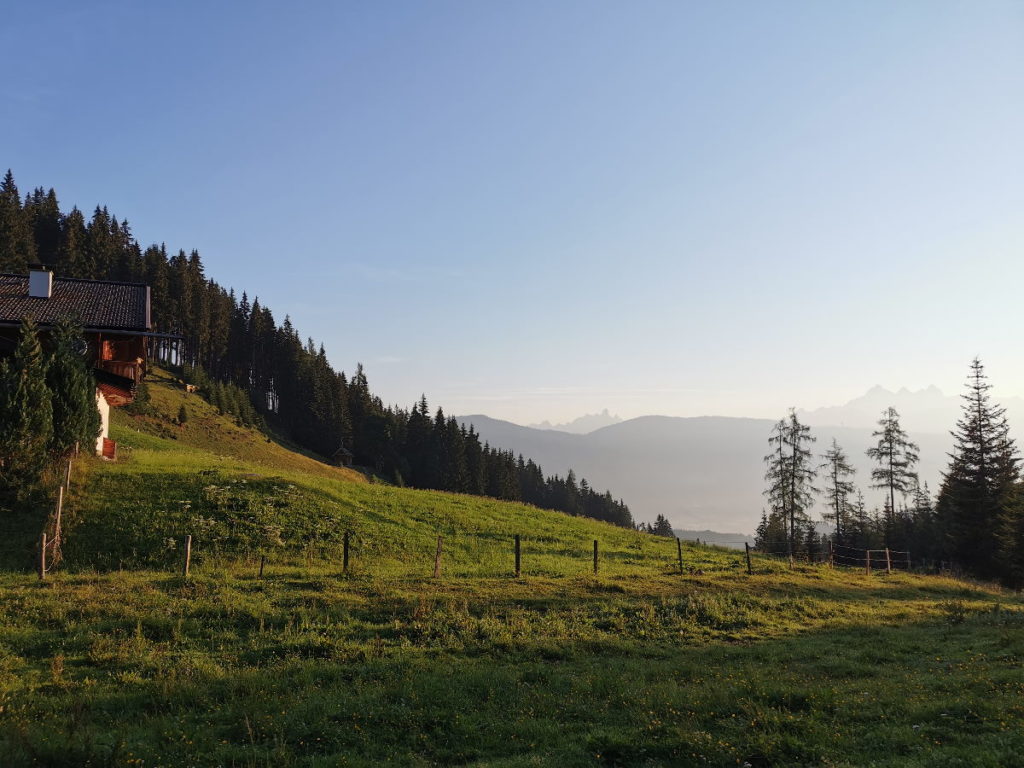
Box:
[936,359,1019,580]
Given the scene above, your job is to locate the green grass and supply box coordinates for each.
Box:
[2,372,1023,766]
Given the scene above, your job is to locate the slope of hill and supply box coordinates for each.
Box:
[458,413,952,531]
[2,372,1024,766]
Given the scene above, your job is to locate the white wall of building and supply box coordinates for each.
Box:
[95,389,110,455]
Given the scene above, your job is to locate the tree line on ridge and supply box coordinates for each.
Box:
[0,170,633,528]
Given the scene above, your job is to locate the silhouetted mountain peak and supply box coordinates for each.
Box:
[528,409,623,434]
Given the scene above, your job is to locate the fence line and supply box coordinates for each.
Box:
[156,533,759,581]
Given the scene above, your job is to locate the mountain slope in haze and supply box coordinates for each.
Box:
[458,413,952,533]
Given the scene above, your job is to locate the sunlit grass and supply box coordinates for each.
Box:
[2,372,1023,766]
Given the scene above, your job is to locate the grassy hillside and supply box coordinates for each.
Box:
[1,371,1023,766]
[57,369,695,577]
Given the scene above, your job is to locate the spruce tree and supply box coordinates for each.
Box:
[651,514,675,537]
[45,318,101,457]
[0,170,36,272]
[937,358,1019,580]
[25,187,62,265]
[56,207,89,278]
[0,318,54,499]
[998,487,1024,588]
[848,489,871,549]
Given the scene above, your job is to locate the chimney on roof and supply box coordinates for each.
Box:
[28,264,53,299]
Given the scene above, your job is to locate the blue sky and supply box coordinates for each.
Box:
[4,1,1023,423]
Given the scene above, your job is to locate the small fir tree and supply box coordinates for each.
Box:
[0,318,54,498]
[45,317,100,457]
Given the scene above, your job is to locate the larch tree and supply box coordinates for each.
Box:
[764,410,817,556]
[763,418,790,547]
[866,407,919,540]
[820,439,856,544]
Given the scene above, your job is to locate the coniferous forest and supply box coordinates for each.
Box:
[0,170,633,528]
[756,358,1024,588]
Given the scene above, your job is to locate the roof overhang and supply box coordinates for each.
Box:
[0,320,181,339]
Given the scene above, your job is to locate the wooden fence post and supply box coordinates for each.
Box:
[829,541,834,568]
[514,534,521,578]
[885,548,892,574]
[865,549,871,576]
[258,554,266,578]
[593,539,599,575]
[65,460,72,491]
[55,486,64,546]
[744,542,753,575]
[906,551,912,571]
[343,531,350,573]
[38,532,47,581]
[182,535,192,579]
[676,537,684,574]
[433,535,443,579]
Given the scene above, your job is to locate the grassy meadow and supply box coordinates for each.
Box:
[2,371,1023,766]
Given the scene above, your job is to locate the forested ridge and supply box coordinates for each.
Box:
[0,170,633,527]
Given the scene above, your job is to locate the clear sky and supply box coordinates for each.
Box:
[4,1,1023,424]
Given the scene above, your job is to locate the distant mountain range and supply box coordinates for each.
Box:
[528,409,622,434]
[457,385,1024,533]
[799,385,1024,435]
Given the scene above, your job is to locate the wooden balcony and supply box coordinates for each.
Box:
[99,360,143,384]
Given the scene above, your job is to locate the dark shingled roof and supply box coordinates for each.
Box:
[0,273,150,332]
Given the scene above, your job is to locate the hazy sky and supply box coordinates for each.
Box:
[4,2,1023,424]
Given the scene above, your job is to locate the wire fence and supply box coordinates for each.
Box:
[45,531,919,582]
[749,539,912,573]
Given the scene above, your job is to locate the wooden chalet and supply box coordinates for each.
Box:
[0,265,167,457]
[331,444,355,467]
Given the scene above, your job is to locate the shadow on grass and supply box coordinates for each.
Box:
[2,597,1022,768]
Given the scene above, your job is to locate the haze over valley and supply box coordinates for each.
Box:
[460,384,1018,532]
